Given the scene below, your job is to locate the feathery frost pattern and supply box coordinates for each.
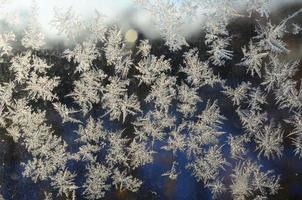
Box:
[0,0,302,199]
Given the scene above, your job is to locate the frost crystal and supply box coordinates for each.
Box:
[254,122,284,159]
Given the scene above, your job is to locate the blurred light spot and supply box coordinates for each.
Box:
[125,29,138,43]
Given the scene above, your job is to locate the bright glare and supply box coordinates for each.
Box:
[125,29,138,43]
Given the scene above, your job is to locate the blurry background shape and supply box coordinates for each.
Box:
[125,29,138,43]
